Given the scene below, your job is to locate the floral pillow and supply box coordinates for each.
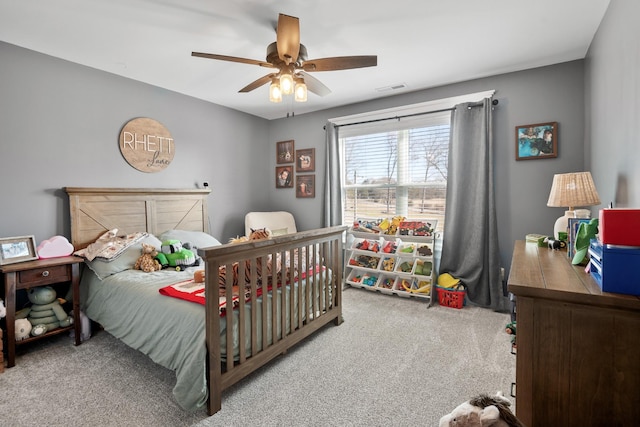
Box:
[75,230,162,280]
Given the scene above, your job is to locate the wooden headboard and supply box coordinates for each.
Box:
[65,187,211,250]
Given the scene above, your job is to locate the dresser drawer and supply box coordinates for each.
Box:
[17,265,70,287]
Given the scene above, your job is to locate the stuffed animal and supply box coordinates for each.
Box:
[439,393,524,427]
[0,298,5,319]
[228,227,272,244]
[16,286,73,337]
[155,240,198,271]
[15,318,32,341]
[220,228,273,287]
[134,243,162,272]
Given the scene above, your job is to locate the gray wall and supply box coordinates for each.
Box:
[6,4,632,277]
[586,0,640,209]
[0,41,270,243]
[266,61,587,274]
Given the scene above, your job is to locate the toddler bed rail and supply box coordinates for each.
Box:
[200,225,346,415]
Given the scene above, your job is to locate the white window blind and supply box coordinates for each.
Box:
[333,91,495,232]
[340,112,450,231]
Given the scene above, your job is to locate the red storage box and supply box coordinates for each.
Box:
[435,285,466,309]
[599,209,640,246]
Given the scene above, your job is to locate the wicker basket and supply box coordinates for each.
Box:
[436,285,466,309]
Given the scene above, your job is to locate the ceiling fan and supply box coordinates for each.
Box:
[192,13,377,102]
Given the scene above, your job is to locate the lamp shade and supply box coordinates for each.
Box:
[547,171,601,210]
[547,171,601,240]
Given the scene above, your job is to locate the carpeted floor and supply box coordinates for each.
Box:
[0,287,515,426]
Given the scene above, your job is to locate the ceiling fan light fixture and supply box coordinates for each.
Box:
[294,78,307,102]
[269,79,282,103]
[280,72,294,95]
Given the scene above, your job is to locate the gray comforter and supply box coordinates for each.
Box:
[80,265,330,411]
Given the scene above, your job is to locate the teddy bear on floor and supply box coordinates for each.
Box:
[439,392,524,427]
[16,286,73,337]
[134,242,162,272]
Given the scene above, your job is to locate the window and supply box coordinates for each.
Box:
[340,113,449,232]
[332,91,495,233]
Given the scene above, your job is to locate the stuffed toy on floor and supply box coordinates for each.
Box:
[16,286,73,337]
[439,392,524,427]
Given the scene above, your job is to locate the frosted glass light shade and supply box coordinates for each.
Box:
[294,80,307,102]
[269,81,282,103]
[279,73,294,95]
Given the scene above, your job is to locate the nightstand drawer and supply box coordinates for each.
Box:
[17,265,70,287]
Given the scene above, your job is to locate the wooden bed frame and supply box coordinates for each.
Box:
[65,187,345,415]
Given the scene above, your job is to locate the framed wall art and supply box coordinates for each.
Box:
[515,122,558,160]
[275,166,293,188]
[296,175,315,198]
[276,140,295,164]
[295,148,315,172]
[0,235,39,265]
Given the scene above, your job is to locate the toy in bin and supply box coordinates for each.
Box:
[436,273,466,309]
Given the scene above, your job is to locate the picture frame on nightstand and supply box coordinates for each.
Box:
[0,235,38,265]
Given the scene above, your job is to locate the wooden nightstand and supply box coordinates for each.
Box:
[1,256,83,368]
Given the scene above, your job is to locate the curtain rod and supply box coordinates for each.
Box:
[331,98,498,129]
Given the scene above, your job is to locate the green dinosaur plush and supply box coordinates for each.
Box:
[155,240,198,271]
[572,218,599,265]
[16,286,73,336]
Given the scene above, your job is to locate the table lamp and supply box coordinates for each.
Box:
[547,171,601,239]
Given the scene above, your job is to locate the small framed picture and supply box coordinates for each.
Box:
[275,166,293,188]
[276,140,295,164]
[0,235,39,265]
[515,122,558,160]
[295,148,315,172]
[296,175,315,198]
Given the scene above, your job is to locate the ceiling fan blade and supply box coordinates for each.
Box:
[239,74,276,93]
[302,55,377,72]
[192,52,274,69]
[276,13,300,64]
[298,71,331,97]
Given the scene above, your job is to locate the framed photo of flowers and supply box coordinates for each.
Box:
[515,122,558,160]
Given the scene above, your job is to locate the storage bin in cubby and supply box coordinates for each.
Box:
[351,238,382,253]
[346,270,378,287]
[393,277,413,293]
[397,243,416,256]
[410,277,432,294]
[413,259,433,276]
[415,243,433,257]
[378,256,395,272]
[377,275,395,291]
[394,258,414,274]
[347,253,381,270]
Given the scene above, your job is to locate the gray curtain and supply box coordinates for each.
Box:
[439,99,507,311]
[322,121,342,227]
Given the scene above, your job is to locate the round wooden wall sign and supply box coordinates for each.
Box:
[119,117,175,173]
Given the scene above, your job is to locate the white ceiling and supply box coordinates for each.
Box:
[0,0,610,120]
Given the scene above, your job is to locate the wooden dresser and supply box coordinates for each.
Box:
[507,240,640,427]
